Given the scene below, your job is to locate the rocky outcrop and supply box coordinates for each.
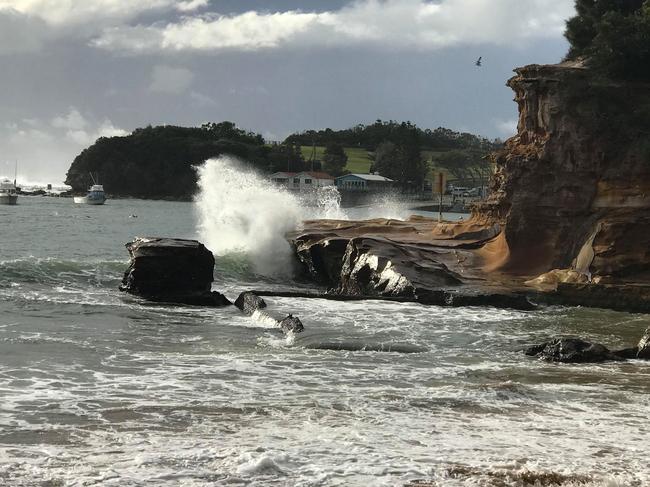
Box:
[120,237,230,306]
[291,219,535,310]
[478,61,650,283]
[290,62,650,312]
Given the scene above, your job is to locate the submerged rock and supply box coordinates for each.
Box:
[525,338,624,363]
[120,237,230,307]
[235,291,304,334]
[278,314,304,334]
[234,291,267,314]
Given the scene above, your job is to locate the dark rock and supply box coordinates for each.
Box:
[293,233,464,299]
[306,341,426,353]
[444,291,536,311]
[235,291,304,334]
[525,338,624,363]
[542,283,650,314]
[234,292,267,314]
[120,237,230,307]
[612,347,638,359]
[338,237,462,298]
[278,314,304,334]
[293,236,349,286]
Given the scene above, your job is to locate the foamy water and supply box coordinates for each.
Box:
[1,193,649,487]
[195,157,304,276]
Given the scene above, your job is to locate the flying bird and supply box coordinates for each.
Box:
[475,56,482,67]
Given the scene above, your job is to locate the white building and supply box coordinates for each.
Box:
[335,173,394,192]
[270,171,335,191]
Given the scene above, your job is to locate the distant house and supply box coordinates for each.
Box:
[270,171,334,191]
[335,173,394,192]
[269,172,296,187]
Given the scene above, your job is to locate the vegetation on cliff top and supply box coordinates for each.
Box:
[65,120,498,199]
[565,0,650,80]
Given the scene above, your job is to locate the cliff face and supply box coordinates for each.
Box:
[478,62,650,283]
[288,62,650,312]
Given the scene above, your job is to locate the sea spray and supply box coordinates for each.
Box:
[309,184,346,220]
[195,157,303,276]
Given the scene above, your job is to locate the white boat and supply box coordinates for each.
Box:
[0,178,18,205]
[74,184,106,205]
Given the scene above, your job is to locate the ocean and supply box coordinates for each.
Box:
[1,161,649,486]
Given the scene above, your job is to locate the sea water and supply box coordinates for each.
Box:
[1,159,649,486]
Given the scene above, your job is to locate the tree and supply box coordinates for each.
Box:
[322,143,348,176]
[565,0,650,80]
[373,141,400,180]
[373,138,428,188]
[266,143,306,173]
[433,149,491,188]
[65,123,272,200]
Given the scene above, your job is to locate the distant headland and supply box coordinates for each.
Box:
[64,120,499,201]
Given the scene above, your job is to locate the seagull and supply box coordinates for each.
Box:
[475,56,482,67]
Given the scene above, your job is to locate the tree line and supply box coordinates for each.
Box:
[286,120,501,187]
[65,120,500,199]
[285,120,498,152]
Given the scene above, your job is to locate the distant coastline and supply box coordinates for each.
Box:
[64,121,498,201]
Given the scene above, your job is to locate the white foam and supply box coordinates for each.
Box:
[195,156,303,277]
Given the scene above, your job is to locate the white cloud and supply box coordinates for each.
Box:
[66,120,128,145]
[51,108,87,130]
[149,65,194,94]
[0,0,575,55]
[48,107,128,143]
[0,0,175,26]
[0,0,195,54]
[176,0,208,12]
[1,110,128,182]
[92,0,575,53]
[495,118,518,137]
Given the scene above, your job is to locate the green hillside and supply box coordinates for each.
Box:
[300,146,372,174]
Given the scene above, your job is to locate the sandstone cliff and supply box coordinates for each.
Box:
[290,62,650,311]
[478,61,650,283]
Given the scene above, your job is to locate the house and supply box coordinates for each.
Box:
[269,172,296,187]
[335,173,394,192]
[269,171,335,191]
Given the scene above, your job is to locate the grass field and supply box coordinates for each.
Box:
[298,146,486,190]
[300,146,373,174]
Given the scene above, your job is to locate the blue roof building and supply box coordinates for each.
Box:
[335,174,394,192]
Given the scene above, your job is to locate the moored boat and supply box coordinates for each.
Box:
[0,178,18,205]
[73,184,106,205]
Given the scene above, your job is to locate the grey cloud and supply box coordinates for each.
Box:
[149,65,194,93]
[0,1,574,183]
[0,9,49,54]
[91,0,575,53]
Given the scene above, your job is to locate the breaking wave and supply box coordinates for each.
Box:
[194,156,346,276]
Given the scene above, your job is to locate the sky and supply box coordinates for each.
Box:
[0,0,575,184]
